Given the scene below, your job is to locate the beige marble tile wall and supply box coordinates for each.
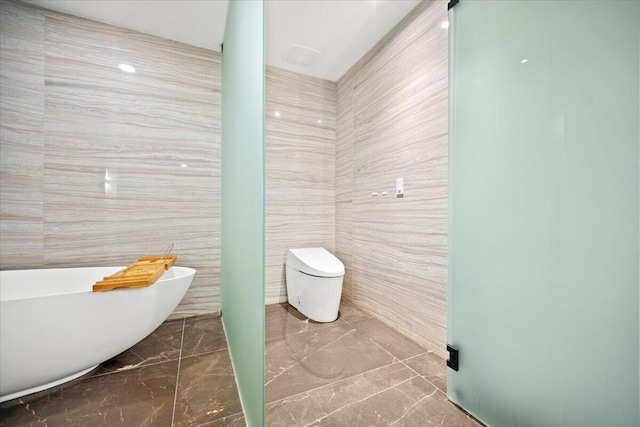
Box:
[0,0,45,269]
[335,67,355,299]
[265,67,336,304]
[335,0,449,357]
[0,0,220,318]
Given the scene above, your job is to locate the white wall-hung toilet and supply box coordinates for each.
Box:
[285,247,345,323]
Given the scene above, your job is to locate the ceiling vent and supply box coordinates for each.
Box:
[283,44,321,67]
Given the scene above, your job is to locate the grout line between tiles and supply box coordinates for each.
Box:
[402,350,433,363]
[264,305,372,342]
[369,340,448,395]
[300,371,421,427]
[266,357,404,408]
[191,410,244,427]
[368,337,424,363]
[170,318,186,427]
[180,346,230,361]
[398,356,447,396]
[264,315,344,342]
[386,386,439,427]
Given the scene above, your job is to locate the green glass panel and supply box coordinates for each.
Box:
[221,1,265,426]
[448,1,639,426]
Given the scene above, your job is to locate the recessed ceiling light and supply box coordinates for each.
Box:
[317,119,322,124]
[118,64,136,73]
[521,59,529,64]
[181,164,188,168]
[441,21,449,29]
[274,111,281,118]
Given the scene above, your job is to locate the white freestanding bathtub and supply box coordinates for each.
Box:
[0,265,195,403]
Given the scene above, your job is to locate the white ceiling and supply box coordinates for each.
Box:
[266,0,420,81]
[23,0,421,82]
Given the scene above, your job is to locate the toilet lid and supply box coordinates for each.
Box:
[287,248,345,278]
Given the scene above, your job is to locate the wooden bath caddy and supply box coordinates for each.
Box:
[92,255,177,292]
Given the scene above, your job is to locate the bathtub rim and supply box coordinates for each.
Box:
[0,266,196,302]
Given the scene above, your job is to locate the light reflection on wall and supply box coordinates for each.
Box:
[104,168,117,196]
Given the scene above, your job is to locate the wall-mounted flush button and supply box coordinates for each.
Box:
[396,178,404,198]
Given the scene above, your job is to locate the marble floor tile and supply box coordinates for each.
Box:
[181,314,228,358]
[265,301,356,340]
[407,387,482,427]
[266,302,321,340]
[266,321,398,403]
[403,351,447,392]
[305,375,479,427]
[265,300,427,366]
[331,299,373,324]
[93,319,185,375]
[351,317,427,361]
[266,322,354,382]
[265,300,480,427]
[266,362,416,426]
[265,300,370,341]
[173,349,242,427]
[0,361,178,427]
[306,376,438,427]
[266,360,478,427]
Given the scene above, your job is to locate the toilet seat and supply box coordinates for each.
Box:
[286,248,344,278]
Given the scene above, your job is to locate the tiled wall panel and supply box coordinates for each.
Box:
[265,67,336,304]
[335,68,355,298]
[0,1,220,318]
[336,0,448,357]
[0,0,45,269]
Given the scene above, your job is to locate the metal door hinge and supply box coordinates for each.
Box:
[447,345,459,371]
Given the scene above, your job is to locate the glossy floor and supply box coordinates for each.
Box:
[1,302,481,427]
[0,315,244,427]
[265,300,481,426]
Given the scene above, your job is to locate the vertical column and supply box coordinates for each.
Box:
[221,1,265,426]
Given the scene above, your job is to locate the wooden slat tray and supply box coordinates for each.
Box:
[93,255,177,292]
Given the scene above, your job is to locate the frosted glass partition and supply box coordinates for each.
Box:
[221,1,265,426]
[448,1,639,426]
